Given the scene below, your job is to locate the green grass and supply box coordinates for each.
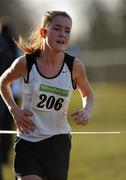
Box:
[69,135,126,180]
[3,82,126,180]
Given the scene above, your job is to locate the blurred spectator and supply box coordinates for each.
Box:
[0,21,17,180]
[0,147,3,180]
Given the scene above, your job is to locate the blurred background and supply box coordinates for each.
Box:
[0,0,126,179]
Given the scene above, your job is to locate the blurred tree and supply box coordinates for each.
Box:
[78,0,126,50]
[0,0,31,37]
[120,0,126,45]
[87,1,112,49]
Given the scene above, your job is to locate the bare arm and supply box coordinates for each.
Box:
[0,57,25,111]
[0,56,35,133]
[71,58,94,125]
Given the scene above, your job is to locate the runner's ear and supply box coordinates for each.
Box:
[40,28,47,38]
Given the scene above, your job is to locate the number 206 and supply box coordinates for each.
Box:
[37,94,64,111]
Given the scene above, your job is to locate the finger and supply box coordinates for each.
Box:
[23,119,35,130]
[75,115,88,125]
[21,112,35,127]
[22,122,34,133]
[25,118,35,127]
[19,122,34,134]
[20,126,30,134]
[73,116,83,125]
[71,111,79,116]
[82,114,89,121]
[82,119,89,125]
[17,126,27,134]
[17,117,35,131]
[76,121,82,125]
[72,115,80,122]
[78,111,84,117]
[23,109,33,116]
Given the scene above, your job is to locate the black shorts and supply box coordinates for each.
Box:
[14,134,71,180]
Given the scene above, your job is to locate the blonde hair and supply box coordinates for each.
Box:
[16,11,72,55]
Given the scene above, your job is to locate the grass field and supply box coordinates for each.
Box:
[2,82,126,180]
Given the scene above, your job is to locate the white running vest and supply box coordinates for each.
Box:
[18,53,76,142]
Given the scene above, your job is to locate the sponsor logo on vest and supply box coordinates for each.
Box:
[39,84,69,97]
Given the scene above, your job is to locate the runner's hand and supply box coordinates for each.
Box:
[10,107,35,133]
[71,109,91,126]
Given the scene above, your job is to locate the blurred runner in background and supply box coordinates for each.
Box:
[0,21,20,180]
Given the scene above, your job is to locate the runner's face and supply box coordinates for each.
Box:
[45,16,72,52]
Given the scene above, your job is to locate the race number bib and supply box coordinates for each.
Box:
[32,84,69,112]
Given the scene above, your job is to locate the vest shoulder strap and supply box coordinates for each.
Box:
[25,53,36,83]
[64,53,76,89]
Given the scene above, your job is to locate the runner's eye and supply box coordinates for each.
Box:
[53,27,60,31]
[65,30,71,34]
